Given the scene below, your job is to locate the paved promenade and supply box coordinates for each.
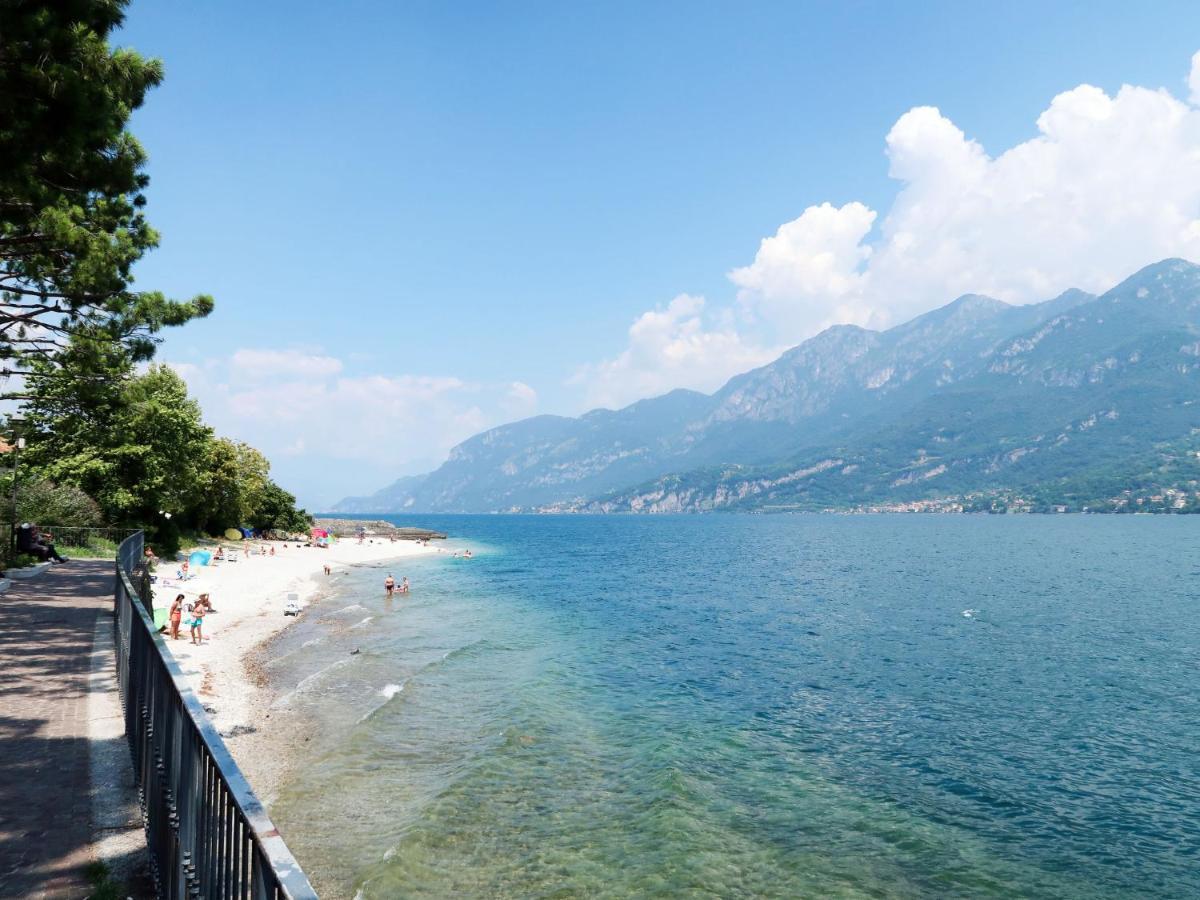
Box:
[0,561,150,899]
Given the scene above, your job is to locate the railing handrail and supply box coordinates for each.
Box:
[114,531,318,898]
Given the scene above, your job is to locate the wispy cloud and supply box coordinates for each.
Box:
[165,349,537,507]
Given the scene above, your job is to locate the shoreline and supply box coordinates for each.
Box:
[156,536,442,794]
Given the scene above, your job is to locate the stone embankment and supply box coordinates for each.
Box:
[312,518,447,540]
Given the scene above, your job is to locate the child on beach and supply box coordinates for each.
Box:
[169,594,184,640]
[189,601,206,645]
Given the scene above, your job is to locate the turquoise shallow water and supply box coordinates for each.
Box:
[265,515,1200,898]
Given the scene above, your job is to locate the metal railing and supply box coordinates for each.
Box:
[47,524,140,550]
[114,531,318,899]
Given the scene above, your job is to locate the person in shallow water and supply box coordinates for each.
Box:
[384,574,395,597]
[399,577,409,594]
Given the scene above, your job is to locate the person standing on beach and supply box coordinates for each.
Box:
[169,594,184,640]
[384,574,395,597]
[190,601,206,645]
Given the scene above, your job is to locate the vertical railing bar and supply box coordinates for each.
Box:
[220,791,229,899]
[204,758,215,897]
[238,820,250,900]
[210,758,218,899]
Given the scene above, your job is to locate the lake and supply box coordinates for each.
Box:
[262,515,1200,898]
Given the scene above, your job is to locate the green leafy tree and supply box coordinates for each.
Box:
[250,481,313,534]
[21,360,211,530]
[117,364,213,523]
[195,438,270,532]
[17,338,133,504]
[0,0,212,369]
[17,348,313,544]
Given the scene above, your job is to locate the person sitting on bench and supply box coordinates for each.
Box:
[16,523,67,563]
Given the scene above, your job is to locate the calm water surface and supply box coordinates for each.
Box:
[264,515,1200,898]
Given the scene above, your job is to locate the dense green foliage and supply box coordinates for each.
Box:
[13,355,312,551]
[0,1,311,550]
[0,0,212,366]
[11,477,105,526]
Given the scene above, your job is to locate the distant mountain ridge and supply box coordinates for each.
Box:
[333,259,1200,514]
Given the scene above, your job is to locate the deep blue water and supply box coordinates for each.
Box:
[265,515,1200,898]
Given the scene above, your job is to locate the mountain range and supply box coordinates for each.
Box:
[334,258,1200,514]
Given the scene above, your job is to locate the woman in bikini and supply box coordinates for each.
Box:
[169,593,185,640]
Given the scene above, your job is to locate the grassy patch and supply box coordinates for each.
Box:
[55,536,121,559]
[83,860,123,900]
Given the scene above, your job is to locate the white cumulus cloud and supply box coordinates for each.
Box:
[575,50,1200,409]
[734,79,1200,336]
[730,201,878,332]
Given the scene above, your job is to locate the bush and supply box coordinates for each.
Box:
[6,552,41,569]
[12,478,104,527]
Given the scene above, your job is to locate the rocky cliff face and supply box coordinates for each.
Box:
[334,259,1200,514]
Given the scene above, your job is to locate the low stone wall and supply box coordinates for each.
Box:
[311,518,447,540]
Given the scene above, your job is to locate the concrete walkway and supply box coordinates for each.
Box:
[0,560,151,899]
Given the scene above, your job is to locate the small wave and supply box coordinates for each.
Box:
[962,609,977,618]
[331,604,367,615]
[351,616,375,629]
[380,682,404,700]
[356,681,408,724]
[275,657,354,707]
[301,638,322,649]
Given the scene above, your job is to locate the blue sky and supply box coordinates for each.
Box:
[118,1,1200,507]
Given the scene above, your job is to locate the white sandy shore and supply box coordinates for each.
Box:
[157,537,440,744]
